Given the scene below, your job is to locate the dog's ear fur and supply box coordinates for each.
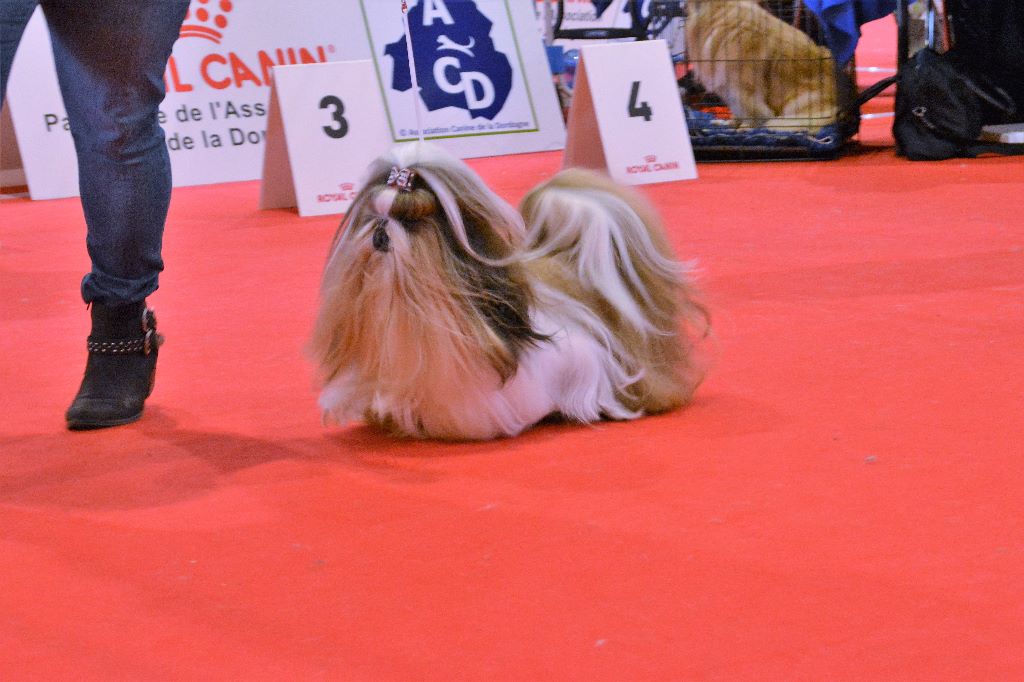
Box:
[387,171,549,382]
[444,219,548,381]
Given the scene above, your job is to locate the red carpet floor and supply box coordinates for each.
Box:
[3,20,1023,681]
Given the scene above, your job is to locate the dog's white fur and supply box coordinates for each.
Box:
[311,143,706,440]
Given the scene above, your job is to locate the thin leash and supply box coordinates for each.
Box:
[401,0,426,143]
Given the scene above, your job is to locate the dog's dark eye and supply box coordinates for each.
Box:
[372,220,390,252]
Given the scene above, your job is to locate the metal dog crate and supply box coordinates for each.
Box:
[678,0,857,160]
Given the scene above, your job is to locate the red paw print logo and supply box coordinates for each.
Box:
[180,0,235,43]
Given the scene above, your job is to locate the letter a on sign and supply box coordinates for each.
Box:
[423,0,454,25]
[564,40,697,185]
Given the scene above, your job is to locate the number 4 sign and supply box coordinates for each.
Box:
[564,40,697,185]
[260,60,392,217]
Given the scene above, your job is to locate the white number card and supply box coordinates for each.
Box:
[564,40,697,185]
[260,60,391,216]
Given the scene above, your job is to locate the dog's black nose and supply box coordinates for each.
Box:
[372,223,390,252]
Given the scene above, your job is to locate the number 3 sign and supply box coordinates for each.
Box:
[318,95,350,139]
[564,40,697,185]
[260,60,392,216]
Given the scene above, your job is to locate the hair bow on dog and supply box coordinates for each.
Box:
[386,166,417,192]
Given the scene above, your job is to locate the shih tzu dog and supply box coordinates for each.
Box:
[310,143,707,440]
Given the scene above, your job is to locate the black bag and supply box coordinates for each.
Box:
[892,48,1024,161]
[951,0,1024,121]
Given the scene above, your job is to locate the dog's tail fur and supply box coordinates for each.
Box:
[519,169,708,413]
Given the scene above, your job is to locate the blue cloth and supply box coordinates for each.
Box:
[1,0,189,305]
[803,0,897,65]
[684,108,845,155]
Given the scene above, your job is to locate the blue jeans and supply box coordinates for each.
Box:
[1,0,189,305]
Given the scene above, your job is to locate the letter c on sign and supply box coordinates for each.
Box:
[201,54,231,90]
[433,56,463,95]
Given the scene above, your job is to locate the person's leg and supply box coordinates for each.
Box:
[40,0,189,305]
[0,0,39,103]
[39,0,189,429]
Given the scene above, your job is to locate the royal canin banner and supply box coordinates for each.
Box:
[5,0,564,200]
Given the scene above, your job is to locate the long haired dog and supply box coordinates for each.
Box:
[310,143,707,440]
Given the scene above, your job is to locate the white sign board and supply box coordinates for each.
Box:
[564,40,696,185]
[5,0,565,201]
[359,0,565,157]
[260,61,391,217]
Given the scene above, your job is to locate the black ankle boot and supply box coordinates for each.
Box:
[65,301,164,430]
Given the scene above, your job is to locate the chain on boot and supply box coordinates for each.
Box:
[65,301,164,430]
